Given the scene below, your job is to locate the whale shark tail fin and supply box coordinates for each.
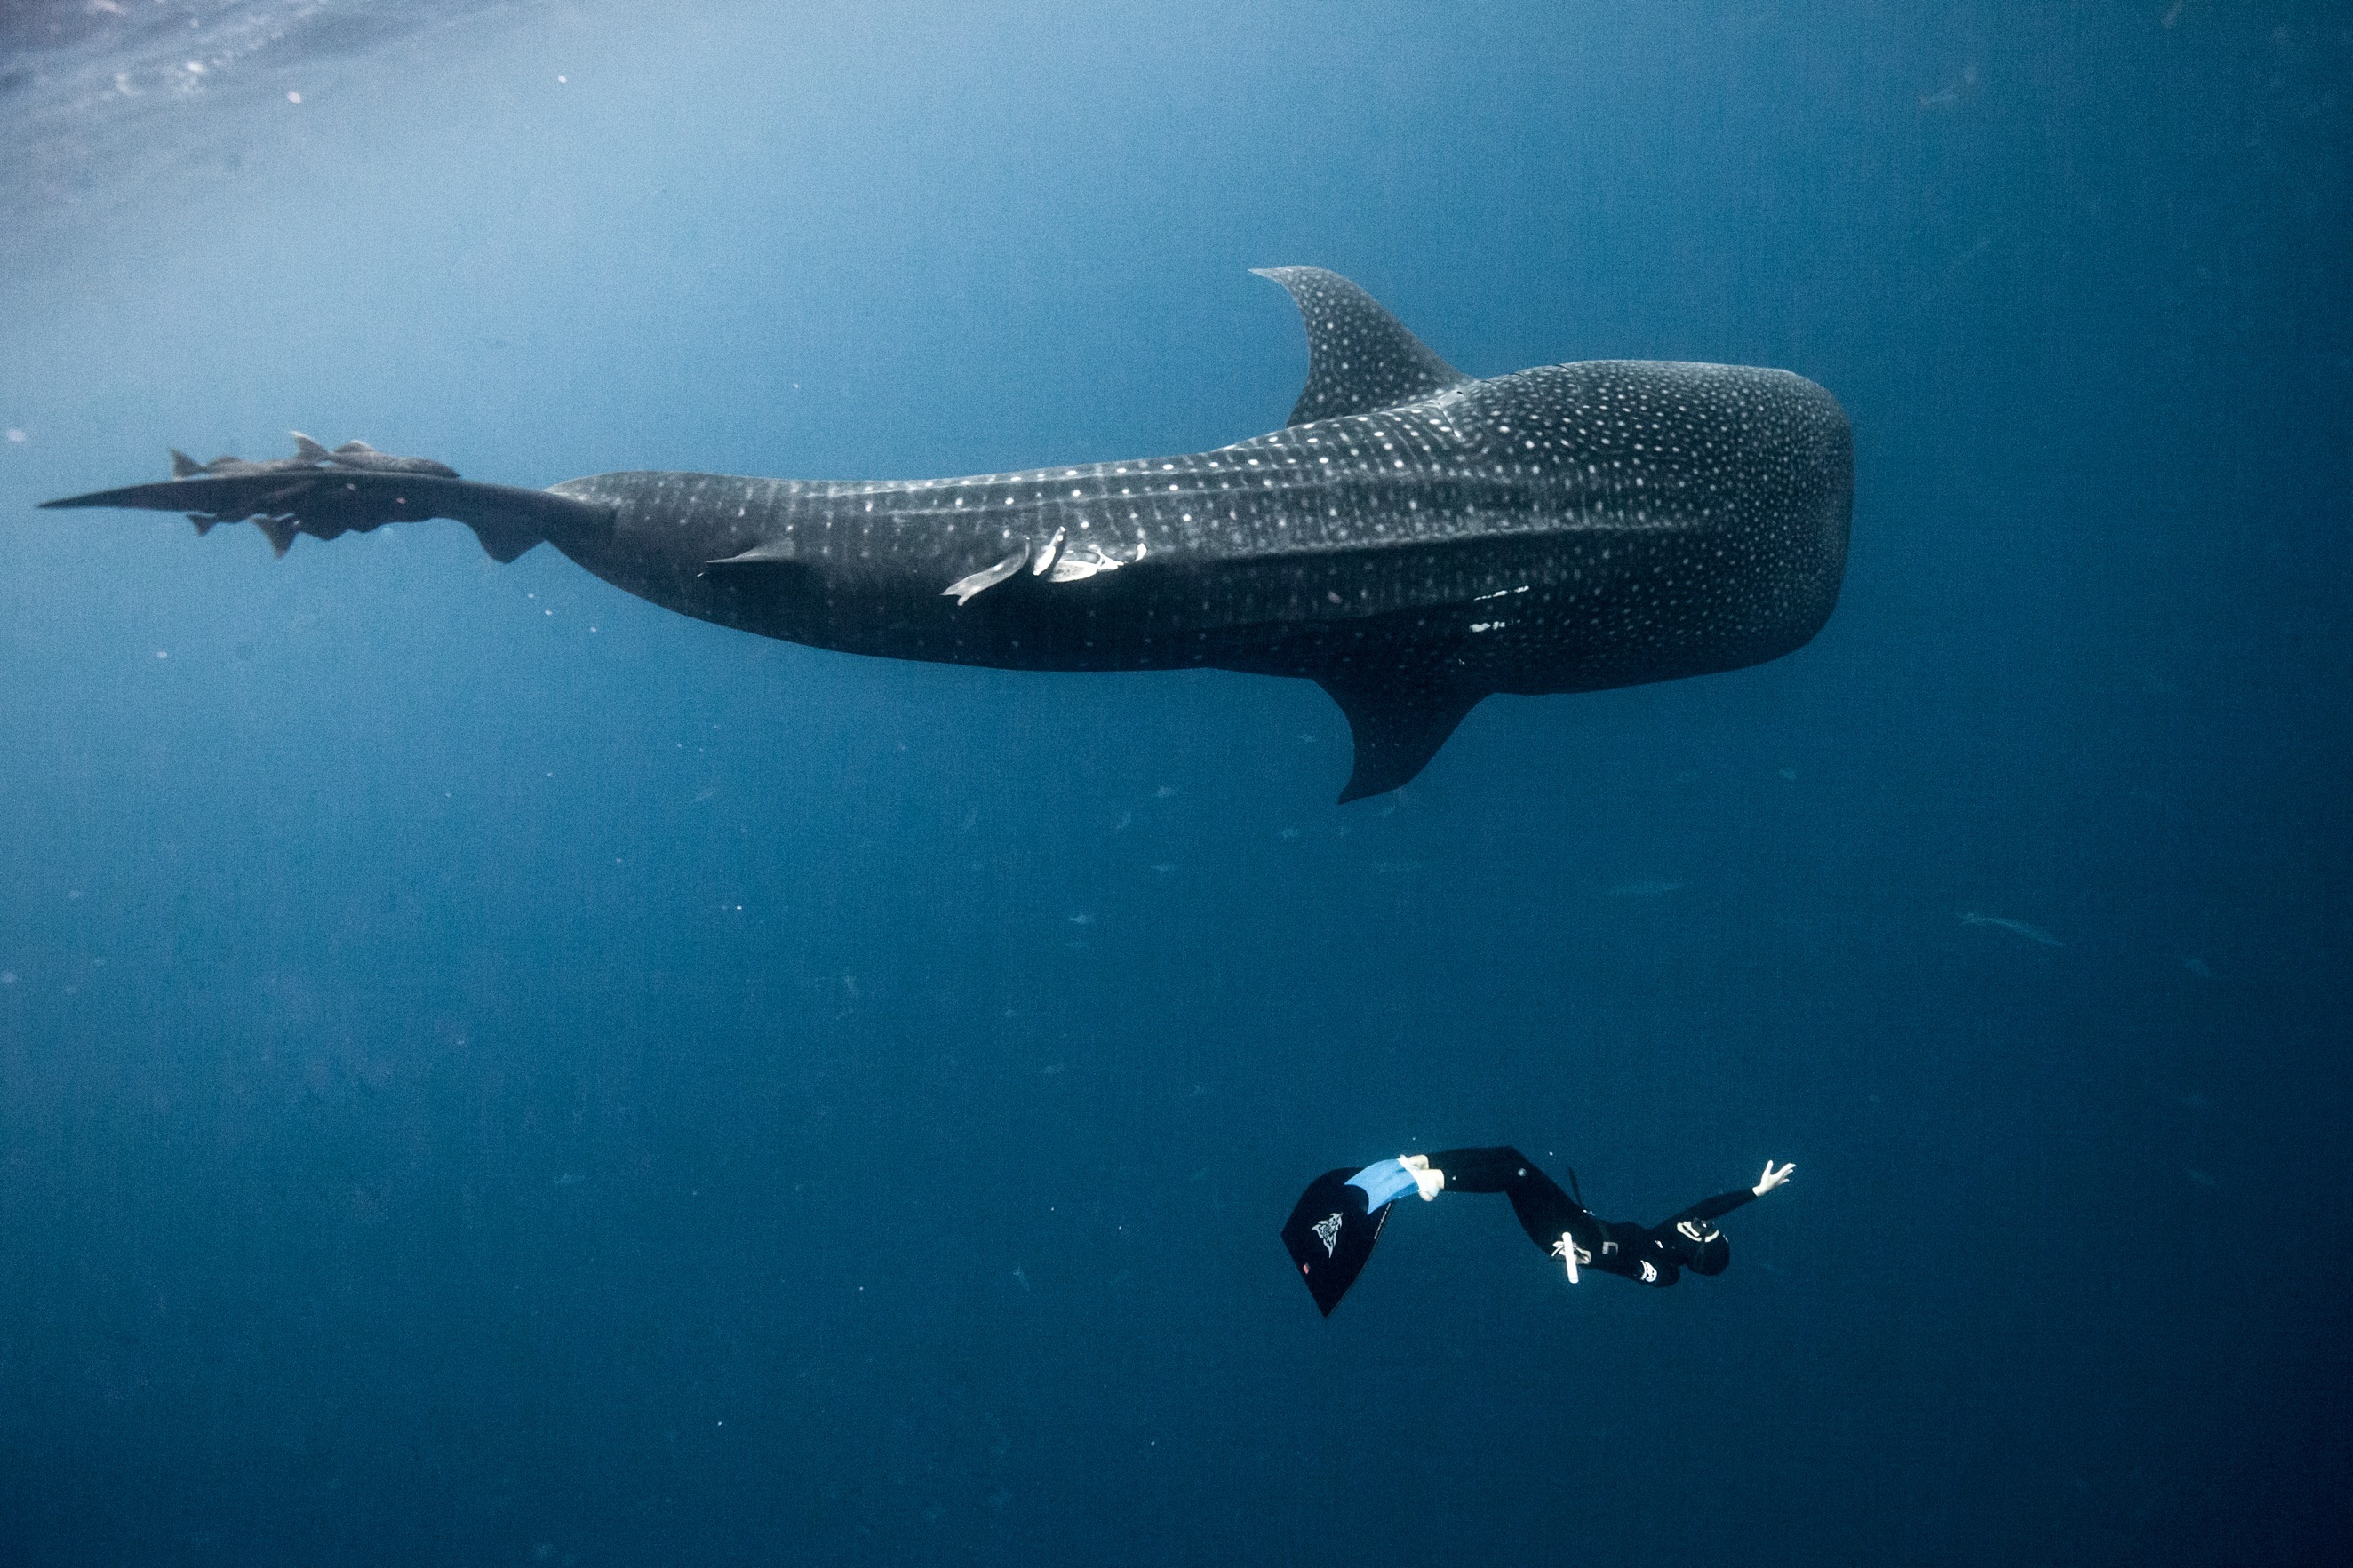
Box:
[1253,267,1472,426]
[1317,667,1486,803]
[40,469,610,565]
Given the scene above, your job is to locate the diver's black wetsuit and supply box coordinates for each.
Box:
[1280,1145,1764,1315]
[1426,1147,1758,1289]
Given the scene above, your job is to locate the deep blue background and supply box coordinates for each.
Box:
[2,3,2347,1563]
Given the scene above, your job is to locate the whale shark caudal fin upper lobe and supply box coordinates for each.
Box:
[37,472,610,564]
[1253,266,1473,426]
[1315,665,1488,803]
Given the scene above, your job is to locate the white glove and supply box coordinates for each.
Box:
[1752,1159,1795,1197]
[1401,1153,1446,1200]
[1550,1232,1586,1283]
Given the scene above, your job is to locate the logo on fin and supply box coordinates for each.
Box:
[1312,1212,1344,1256]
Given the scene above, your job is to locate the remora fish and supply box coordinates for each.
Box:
[42,267,1853,800]
[293,433,460,478]
[168,446,317,479]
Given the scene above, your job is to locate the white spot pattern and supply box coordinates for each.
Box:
[556,269,1852,792]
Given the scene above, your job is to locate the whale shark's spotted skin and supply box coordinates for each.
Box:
[44,268,1852,800]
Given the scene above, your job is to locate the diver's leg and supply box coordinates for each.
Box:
[1423,1146,1535,1192]
[1425,1149,1607,1265]
[1501,1165,1608,1265]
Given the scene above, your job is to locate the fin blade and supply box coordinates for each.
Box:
[1254,267,1471,426]
[1281,1170,1390,1317]
[1315,665,1486,803]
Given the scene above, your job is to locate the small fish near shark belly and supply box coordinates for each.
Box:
[937,529,1145,605]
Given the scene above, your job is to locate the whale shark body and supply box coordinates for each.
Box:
[43,268,1852,800]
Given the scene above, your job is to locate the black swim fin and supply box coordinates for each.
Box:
[1281,1169,1390,1316]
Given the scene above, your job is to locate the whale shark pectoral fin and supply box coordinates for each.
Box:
[705,544,800,569]
[1314,665,1487,803]
[702,545,820,601]
[1252,267,1473,426]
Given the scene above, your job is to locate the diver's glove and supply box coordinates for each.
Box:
[1753,1160,1796,1197]
[1402,1153,1445,1201]
[1550,1232,1587,1283]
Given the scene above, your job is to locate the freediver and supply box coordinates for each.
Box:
[1280,1146,1795,1315]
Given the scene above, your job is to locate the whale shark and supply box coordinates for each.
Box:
[42,267,1853,800]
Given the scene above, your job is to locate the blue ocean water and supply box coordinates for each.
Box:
[1,2,2346,1563]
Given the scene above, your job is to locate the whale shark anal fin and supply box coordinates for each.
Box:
[1315,665,1487,803]
[1253,267,1472,427]
[467,513,544,564]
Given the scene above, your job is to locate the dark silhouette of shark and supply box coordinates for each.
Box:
[43,268,1851,800]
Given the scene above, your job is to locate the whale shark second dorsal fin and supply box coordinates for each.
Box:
[1254,267,1472,427]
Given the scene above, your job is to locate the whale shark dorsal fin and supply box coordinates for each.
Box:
[1314,665,1487,802]
[290,431,331,462]
[1254,267,1472,427]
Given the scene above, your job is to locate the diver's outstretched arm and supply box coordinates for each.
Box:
[1662,1160,1795,1233]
